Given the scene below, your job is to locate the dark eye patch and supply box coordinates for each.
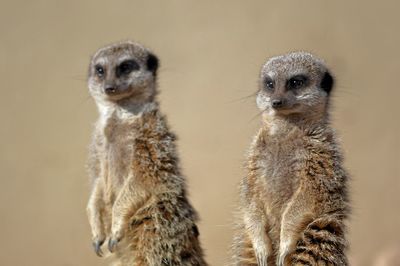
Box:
[287,75,308,90]
[264,77,275,90]
[95,64,105,78]
[116,59,140,77]
[146,53,159,75]
[320,71,334,95]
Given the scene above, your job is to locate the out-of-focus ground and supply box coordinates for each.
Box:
[0,1,399,265]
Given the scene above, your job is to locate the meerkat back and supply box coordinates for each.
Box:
[86,41,207,266]
[232,52,350,266]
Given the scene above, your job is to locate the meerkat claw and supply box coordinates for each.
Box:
[108,237,120,253]
[92,239,104,257]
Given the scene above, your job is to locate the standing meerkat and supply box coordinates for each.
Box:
[232,52,350,266]
[86,41,207,266]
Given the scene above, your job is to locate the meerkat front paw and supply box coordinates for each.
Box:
[108,237,120,253]
[277,239,292,266]
[108,227,124,253]
[253,240,269,266]
[92,235,106,257]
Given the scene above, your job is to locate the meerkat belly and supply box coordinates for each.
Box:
[107,143,134,183]
[261,145,305,212]
[257,145,306,248]
[102,129,135,205]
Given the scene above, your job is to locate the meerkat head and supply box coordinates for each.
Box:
[88,41,159,104]
[257,52,334,119]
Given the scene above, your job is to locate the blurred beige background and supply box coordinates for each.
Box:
[1,0,399,265]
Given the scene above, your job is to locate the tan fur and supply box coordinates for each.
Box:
[232,52,350,266]
[86,41,207,266]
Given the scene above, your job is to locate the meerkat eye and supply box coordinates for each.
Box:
[95,65,105,78]
[287,75,308,90]
[264,78,275,90]
[117,60,140,77]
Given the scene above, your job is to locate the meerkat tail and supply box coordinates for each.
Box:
[289,215,348,266]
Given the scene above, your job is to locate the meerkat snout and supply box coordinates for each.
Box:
[271,98,284,108]
[104,86,117,94]
[257,52,334,116]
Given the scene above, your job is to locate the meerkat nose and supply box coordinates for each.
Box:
[272,99,283,108]
[105,87,116,94]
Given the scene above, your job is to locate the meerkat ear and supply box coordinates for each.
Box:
[320,71,334,95]
[146,53,159,75]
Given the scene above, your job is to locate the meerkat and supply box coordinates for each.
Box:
[232,52,350,266]
[86,41,207,266]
